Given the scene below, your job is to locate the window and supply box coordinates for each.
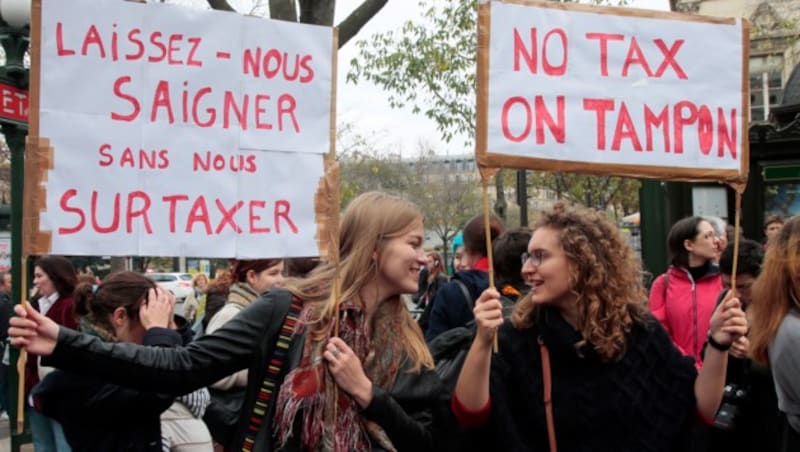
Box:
[749,54,784,121]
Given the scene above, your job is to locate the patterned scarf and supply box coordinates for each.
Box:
[79,317,118,342]
[274,298,405,451]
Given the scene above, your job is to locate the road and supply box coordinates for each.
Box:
[0,416,33,452]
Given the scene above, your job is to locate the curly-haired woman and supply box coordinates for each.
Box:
[452,202,747,451]
[749,216,800,450]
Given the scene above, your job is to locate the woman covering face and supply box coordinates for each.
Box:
[32,272,213,451]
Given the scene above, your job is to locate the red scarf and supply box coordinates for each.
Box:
[471,257,490,272]
[274,299,404,451]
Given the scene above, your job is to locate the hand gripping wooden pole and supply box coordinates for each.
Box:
[481,179,499,353]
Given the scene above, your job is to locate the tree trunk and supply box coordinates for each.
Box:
[299,0,334,25]
[207,0,235,12]
[269,0,298,21]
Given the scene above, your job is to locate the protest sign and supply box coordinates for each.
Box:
[476,0,749,186]
[24,0,338,258]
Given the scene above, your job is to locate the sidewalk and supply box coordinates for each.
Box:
[0,416,33,452]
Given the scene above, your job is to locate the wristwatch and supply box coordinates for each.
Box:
[706,332,731,352]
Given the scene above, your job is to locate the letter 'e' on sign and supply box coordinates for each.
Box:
[24,0,340,259]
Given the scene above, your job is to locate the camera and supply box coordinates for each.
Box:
[712,384,749,432]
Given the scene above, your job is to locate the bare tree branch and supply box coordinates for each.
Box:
[207,0,236,12]
[337,0,388,48]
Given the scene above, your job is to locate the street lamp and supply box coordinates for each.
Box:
[0,1,30,450]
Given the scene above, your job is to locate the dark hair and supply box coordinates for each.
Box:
[462,214,505,257]
[285,257,321,278]
[719,239,763,277]
[34,255,78,297]
[667,216,707,268]
[74,271,156,334]
[764,214,784,230]
[231,259,283,283]
[206,269,233,297]
[493,227,532,287]
[77,274,97,286]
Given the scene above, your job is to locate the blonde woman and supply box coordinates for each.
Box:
[11,192,448,451]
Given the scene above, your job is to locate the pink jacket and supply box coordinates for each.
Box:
[649,266,722,369]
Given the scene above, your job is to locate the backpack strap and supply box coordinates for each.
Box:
[453,279,474,311]
[538,336,557,452]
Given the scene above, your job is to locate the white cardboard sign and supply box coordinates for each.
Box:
[32,0,335,258]
[477,0,748,183]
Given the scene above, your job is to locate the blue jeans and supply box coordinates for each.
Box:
[28,408,72,452]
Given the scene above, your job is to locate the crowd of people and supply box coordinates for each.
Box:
[3,192,800,452]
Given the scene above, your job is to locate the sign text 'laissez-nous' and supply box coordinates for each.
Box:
[28,0,336,258]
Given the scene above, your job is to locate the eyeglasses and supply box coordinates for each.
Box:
[521,250,546,267]
[722,280,753,292]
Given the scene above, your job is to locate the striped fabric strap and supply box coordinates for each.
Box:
[241,296,303,452]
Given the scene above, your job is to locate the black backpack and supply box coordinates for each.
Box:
[428,280,515,391]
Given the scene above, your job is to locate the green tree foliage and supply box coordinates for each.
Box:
[407,149,481,262]
[336,125,413,207]
[528,172,641,216]
[348,1,476,144]
[337,126,481,254]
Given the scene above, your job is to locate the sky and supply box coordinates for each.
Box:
[334,0,672,157]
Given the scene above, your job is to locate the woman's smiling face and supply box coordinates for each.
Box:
[521,227,577,311]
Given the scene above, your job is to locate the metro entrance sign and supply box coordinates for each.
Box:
[0,81,27,125]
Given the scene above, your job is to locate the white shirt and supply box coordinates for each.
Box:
[38,291,60,316]
[33,291,63,401]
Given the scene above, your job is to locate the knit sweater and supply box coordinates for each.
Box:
[459,307,698,452]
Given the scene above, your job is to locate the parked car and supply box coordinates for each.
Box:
[144,272,193,316]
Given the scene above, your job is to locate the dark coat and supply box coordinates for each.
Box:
[474,307,699,452]
[44,289,452,452]
[33,327,183,451]
[425,270,488,342]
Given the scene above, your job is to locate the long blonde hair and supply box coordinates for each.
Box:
[750,215,800,365]
[286,192,433,371]
[511,202,647,362]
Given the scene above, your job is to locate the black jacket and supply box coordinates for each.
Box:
[44,289,452,452]
[473,308,699,452]
[34,327,183,451]
[425,270,488,342]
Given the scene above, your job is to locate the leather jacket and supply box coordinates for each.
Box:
[44,289,452,451]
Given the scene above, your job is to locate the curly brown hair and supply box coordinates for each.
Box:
[511,202,648,362]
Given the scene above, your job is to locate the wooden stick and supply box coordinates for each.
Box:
[16,262,28,434]
[481,179,499,353]
[729,191,743,299]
